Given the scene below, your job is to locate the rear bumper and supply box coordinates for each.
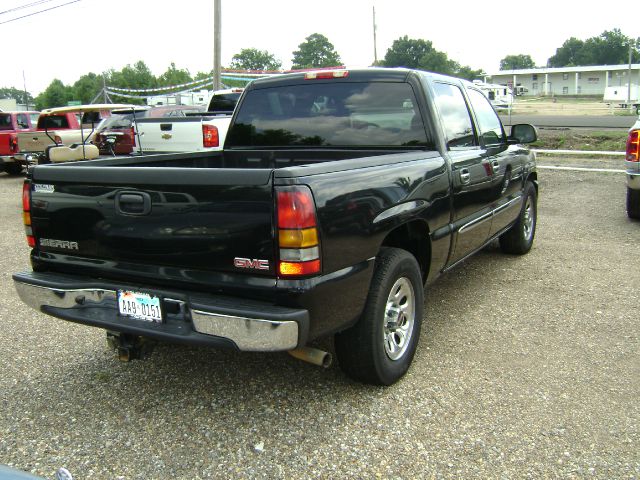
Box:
[628,171,640,190]
[13,271,306,352]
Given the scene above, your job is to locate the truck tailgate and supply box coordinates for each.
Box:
[17,131,56,153]
[136,117,231,153]
[28,165,276,283]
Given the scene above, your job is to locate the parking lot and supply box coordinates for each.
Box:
[0,159,638,479]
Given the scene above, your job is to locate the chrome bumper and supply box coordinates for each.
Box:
[13,273,302,352]
[628,171,640,190]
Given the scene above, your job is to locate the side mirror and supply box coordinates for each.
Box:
[509,124,538,144]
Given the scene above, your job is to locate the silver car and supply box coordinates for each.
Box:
[627,115,640,219]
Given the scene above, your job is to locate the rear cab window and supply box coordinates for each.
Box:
[38,115,70,129]
[16,114,30,129]
[208,93,242,113]
[226,82,433,148]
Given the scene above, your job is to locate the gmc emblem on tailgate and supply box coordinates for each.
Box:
[234,257,269,270]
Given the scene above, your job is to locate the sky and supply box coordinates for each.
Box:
[1,0,638,96]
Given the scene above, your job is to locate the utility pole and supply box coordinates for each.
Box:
[213,0,222,91]
[22,70,29,110]
[627,42,633,109]
[372,6,378,65]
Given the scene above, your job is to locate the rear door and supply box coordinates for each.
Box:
[432,82,495,264]
[28,164,278,281]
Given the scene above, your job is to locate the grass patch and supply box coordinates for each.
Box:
[531,129,627,151]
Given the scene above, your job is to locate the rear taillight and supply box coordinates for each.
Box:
[9,134,18,152]
[22,182,35,248]
[627,129,639,162]
[130,126,136,147]
[202,124,219,148]
[276,186,321,277]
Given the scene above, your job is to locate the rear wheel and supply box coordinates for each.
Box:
[3,163,23,175]
[627,187,640,219]
[499,181,537,254]
[335,248,424,386]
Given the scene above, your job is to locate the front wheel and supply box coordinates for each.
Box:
[499,181,537,254]
[627,187,640,219]
[335,248,424,386]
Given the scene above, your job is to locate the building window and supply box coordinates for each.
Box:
[532,74,538,81]
[577,86,582,94]
[577,73,582,79]
[608,71,613,79]
[563,73,569,80]
[563,87,569,94]
[588,77,600,84]
[532,82,538,90]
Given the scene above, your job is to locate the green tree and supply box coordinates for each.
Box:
[548,30,640,67]
[104,60,156,104]
[157,62,192,87]
[0,87,34,107]
[291,33,341,69]
[547,37,585,67]
[383,36,481,80]
[107,60,156,90]
[230,48,282,71]
[72,73,103,104]
[500,54,536,70]
[454,64,485,81]
[383,36,433,69]
[34,79,72,109]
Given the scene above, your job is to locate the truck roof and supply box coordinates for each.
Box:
[246,67,471,89]
[41,104,138,115]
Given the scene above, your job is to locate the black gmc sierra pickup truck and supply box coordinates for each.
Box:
[14,68,538,385]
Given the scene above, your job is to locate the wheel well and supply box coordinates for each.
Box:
[526,171,538,193]
[380,220,430,281]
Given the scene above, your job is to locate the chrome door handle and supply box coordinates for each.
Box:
[460,169,471,184]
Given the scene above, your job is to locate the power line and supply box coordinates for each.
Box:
[0,1,57,16]
[0,0,82,26]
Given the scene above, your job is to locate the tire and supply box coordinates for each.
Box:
[3,163,23,175]
[627,187,640,219]
[335,248,424,386]
[499,181,537,255]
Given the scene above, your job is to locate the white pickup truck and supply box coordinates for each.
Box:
[134,88,243,154]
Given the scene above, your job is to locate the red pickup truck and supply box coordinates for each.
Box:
[0,111,39,174]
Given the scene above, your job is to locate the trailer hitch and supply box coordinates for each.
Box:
[106,331,156,362]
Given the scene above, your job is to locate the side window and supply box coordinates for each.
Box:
[467,88,505,147]
[432,82,476,148]
[16,114,30,129]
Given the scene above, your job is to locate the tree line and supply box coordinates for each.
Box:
[500,29,639,70]
[3,29,639,110]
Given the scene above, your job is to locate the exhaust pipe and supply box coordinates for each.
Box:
[288,346,332,368]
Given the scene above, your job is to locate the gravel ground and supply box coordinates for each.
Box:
[0,161,638,479]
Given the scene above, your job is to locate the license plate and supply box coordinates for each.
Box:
[117,290,162,323]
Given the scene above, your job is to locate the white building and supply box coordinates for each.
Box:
[487,64,640,97]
